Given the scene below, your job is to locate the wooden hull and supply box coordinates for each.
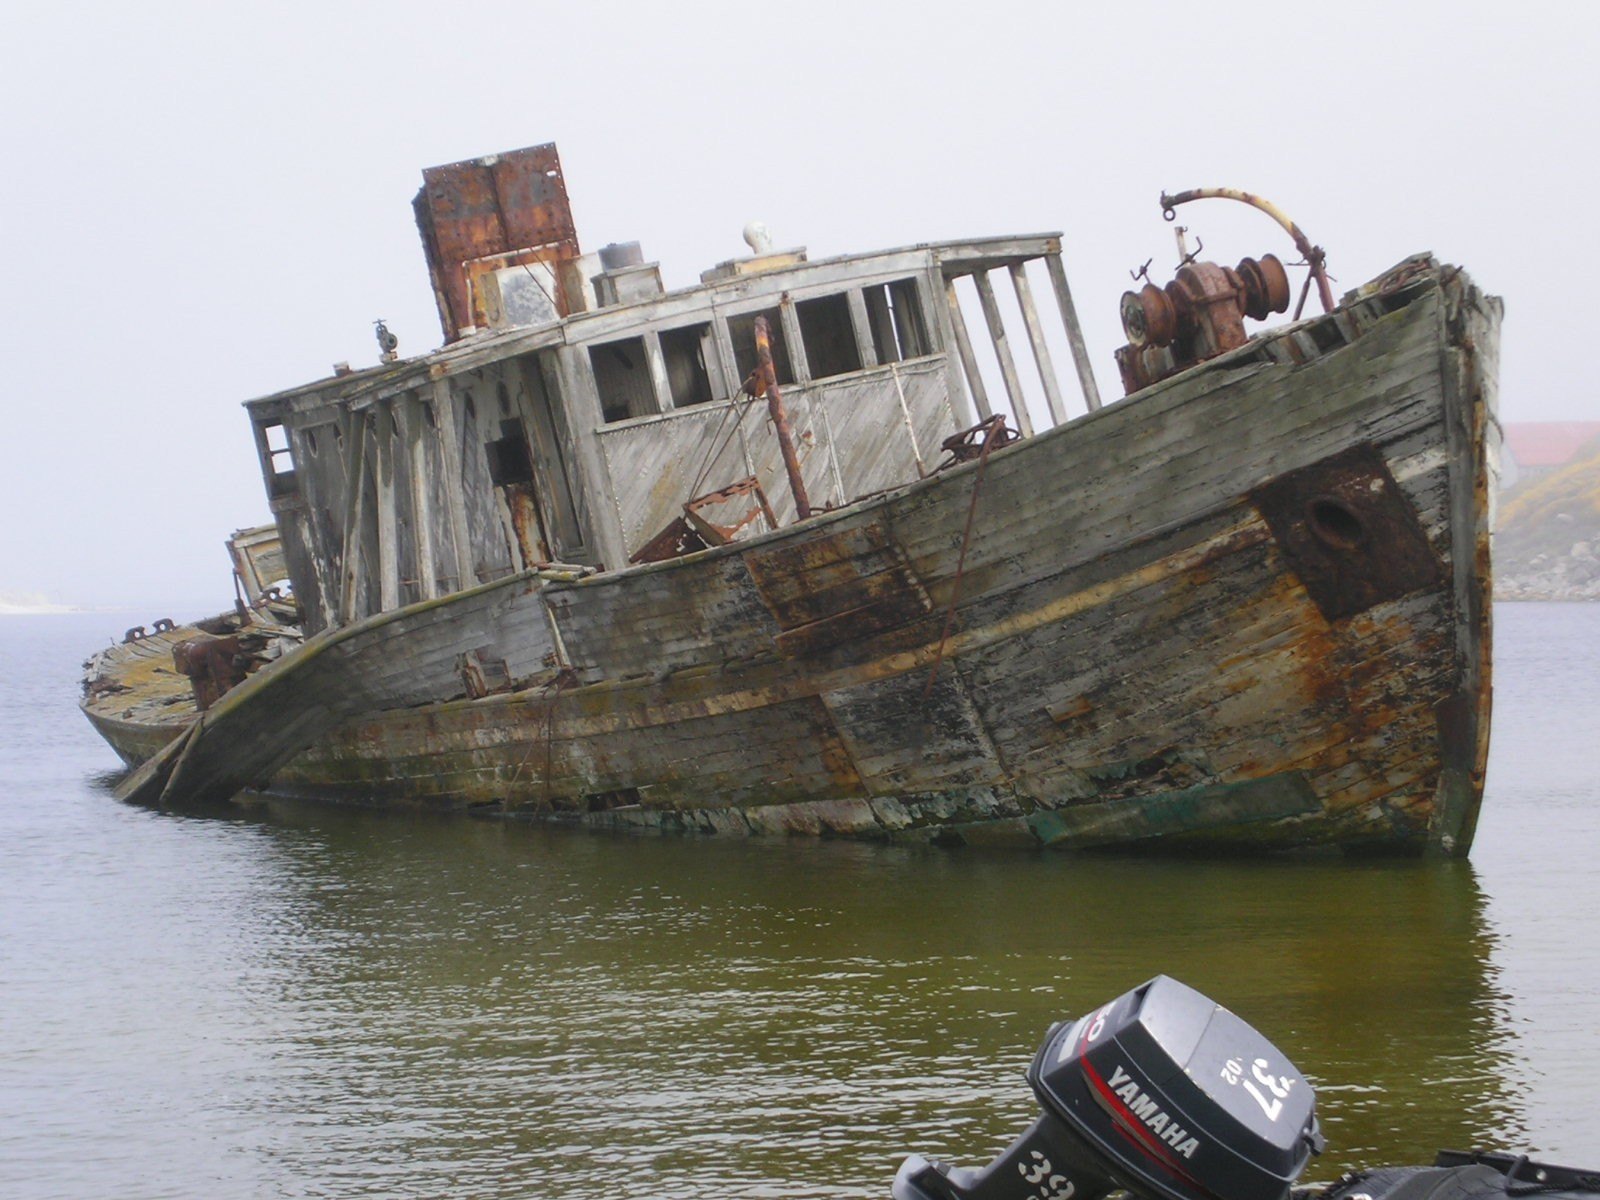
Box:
[84,263,1499,854]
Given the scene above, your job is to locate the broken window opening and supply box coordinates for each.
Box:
[260,421,298,498]
[796,293,862,380]
[659,323,715,408]
[590,336,657,423]
[728,307,794,389]
[486,420,536,486]
[865,278,932,363]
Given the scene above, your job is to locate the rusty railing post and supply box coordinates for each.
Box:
[754,315,811,521]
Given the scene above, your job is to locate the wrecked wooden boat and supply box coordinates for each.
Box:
[81,144,1501,854]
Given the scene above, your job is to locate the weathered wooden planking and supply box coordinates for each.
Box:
[884,293,1447,606]
[113,572,561,807]
[596,357,953,558]
[544,553,780,682]
[271,480,1450,840]
[278,688,868,813]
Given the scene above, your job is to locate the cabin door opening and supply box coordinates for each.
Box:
[485,420,551,570]
[517,353,590,564]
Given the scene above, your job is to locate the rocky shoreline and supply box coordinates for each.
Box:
[1495,551,1600,601]
[1493,440,1600,602]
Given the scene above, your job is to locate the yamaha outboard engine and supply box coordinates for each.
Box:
[894,975,1324,1200]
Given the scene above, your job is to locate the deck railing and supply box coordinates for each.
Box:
[938,239,1103,441]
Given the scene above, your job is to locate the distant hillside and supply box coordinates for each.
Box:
[1495,431,1600,600]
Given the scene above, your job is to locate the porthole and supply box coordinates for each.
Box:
[1305,496,1364,550]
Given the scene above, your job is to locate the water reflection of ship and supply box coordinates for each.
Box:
[756,851,1526,1175]
[217,802,1524,1189]
[1226,862,1524,1171]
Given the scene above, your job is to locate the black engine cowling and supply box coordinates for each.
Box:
[894,975,1323,1200]
[892,979,1600,1200]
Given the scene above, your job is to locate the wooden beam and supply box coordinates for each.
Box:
[431,377,478,589]
[944,278,993,420]
[337,408,370,626]
[374,402,400,612]
[1046,252,1103,412]
[642,330,673,413]
[973,269,1034,438]
[705,301,760,482]
[400,393,438,601]
[1009,262,1068,428]
[847,288,879,368]
[779,298,810,384]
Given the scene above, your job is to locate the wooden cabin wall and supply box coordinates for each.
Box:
[344,408,383,622]
[270,502,327,634]
[510,353,592,566]
[261,412,347,635]
[585,268,961,560]
[412,390,466,600]
[298,421,344,628]
[262,354,604,632]
[251,243,1076,630]
[386,391,439,603]
[374,402,420,611]
[801,359,954,497]
[453,369,522,585]
[598,402,763,555]
[445,355,602,580]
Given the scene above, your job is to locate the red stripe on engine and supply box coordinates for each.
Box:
[1079,1058,1215,1198]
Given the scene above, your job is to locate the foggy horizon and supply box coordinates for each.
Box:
[5,0,1593,611]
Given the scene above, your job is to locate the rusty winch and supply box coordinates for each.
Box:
[172,631,271,711]
[1115,188,1332,394]
[1115,253,1290,393]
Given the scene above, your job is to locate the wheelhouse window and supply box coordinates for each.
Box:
[660,323,715,408]
[590,336,656,423]
[727,307,794,388]
[259,421,298,498]
[795,293,862,380]
[864,278,931,363]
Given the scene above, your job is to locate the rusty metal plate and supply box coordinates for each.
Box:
[414,143,579,340]
[1251,444,1443,621]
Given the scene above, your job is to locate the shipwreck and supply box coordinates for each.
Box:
[81,143,1501,854]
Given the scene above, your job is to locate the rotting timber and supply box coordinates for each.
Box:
[80,143,1501,855]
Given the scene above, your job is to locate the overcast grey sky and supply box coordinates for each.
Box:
[3,0,1593,610]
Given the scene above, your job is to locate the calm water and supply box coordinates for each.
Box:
[2,604,1597,1200]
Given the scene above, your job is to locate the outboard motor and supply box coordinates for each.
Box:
[894,975,1323,1200]
[895,976,1600,1200]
